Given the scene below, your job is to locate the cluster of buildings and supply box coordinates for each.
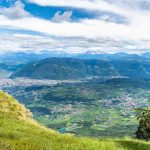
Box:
[0,78,82,88]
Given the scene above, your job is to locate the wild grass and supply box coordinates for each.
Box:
[0,91,32,119]
[0,91,150,150]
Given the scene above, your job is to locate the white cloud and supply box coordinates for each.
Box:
[28,0,130,18]
[27,0,150,11]
[0,0,150,53]
[0,31,146,54]
[51,11,73,23]
[0,1,30,20]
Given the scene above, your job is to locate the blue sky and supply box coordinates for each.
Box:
[1,1,100,20]
[0,0,150,53]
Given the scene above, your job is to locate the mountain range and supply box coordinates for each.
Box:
[11,57,150,80]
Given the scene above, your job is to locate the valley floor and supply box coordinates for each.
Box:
[2,77,150,138]
[0,87,150,150]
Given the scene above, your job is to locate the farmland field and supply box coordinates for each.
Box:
[2,77,150,137]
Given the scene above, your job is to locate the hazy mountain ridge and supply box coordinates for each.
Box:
[1,51,149,77]
[11,57,150,80]
[0,51,150,64]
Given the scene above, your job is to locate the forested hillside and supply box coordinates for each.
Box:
[12,58,150,80]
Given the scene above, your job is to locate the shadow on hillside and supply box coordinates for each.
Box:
[117,140,150,150]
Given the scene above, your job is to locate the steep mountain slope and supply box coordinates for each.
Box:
[0,91,150,150]
[12,58,150,80]
[0,63,26,79]
[0,92,32,118]
[0,91,119,150]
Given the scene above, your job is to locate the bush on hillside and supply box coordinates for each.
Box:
[136,108,150,140]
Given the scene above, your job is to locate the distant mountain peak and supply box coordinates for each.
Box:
[85,50,106,55]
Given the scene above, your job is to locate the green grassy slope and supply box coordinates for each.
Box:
[0,91,150,150]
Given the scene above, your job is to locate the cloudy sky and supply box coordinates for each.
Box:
[0,0,150,53]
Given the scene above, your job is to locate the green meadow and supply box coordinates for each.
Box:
[0,91,150,150]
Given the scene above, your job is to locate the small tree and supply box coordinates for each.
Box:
[135,108,150,140]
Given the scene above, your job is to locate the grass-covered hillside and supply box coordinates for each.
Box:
[0,91,150,150]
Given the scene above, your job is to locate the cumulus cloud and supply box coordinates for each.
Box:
[28,0,129,18]
[28,0,150,11]
[0,29,149,54]
[51,11,73,23]
[0,0,150,53]
[0,1,30,20]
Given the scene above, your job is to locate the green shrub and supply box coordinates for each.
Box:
[135,108,150,140]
